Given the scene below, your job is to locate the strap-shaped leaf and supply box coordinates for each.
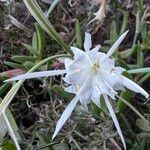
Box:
[23,0,72,54]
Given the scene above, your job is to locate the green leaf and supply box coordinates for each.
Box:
[23,61,35,70]
[75,20,82,48]
[116,54,129,69]
[2,140,16,150]
[117,89,133,113]
[32,32,38,51]
[110,20,118,41]
[4,61,25,70]
[22,43,39,56]
[138,73,150,84]
[23,0,72,55]
[137,43,143,67]
[136,119,150,132]
[127,68,150,74]
[0,99,22,149]
[0,83,11,96]
[53,143,69,150]
[141,22,147,41]
[120,114,134,135]
[104,40,115,45]
[137,133,150,139]
[117,71,133,113]
[52,85,74,102]
[120,11,128,35]
[46,0,61,18]
[35,23,46,58]
[11,56,37,63]
[0,112,7,141]
[120,49,134,58]
[36,131,51,150]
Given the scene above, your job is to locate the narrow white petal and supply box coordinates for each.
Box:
[91,84,101,107]
[84,32,92,52]
[107,30,129,57]
[70,46,85,59]
[52,96,79,139]
[53,76,91,139]
[104,94,126,150]
[121,76,149,98]
[64,58,73,69]
[115,67,126,74]
[65,85,77,94]
[90,44,101,53]
[5,70,67,82]
[91,95,101,107]
[96,75,117,99]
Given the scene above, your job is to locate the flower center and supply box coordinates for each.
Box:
[91,61,100,74]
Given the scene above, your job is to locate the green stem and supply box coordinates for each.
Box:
[117,95,147,123]
[138,73,150,84]
[127,67,150,74]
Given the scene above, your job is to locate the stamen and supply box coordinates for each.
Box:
[76,84,80,91]
[110,68,115,74]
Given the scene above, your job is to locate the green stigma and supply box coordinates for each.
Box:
[91,61,100,74]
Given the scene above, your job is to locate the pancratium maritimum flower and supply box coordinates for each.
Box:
[6,31,149,150]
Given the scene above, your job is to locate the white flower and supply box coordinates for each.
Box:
[6,31,149,150]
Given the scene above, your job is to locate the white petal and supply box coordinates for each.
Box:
[75,75,93,108]
[88,45,106,63]
[79,77,92,106]
[114,67,126,74]
[80,99,90,111]
[53,76,92,139]
[101,58,115,71]
[107,30,129,57]
[64,58,73,69]
[91,83,101,107]
[65,85,77,94]
[67,55,90,74]
[101,71,124,91]
[104,94,126,150]
[70,46,85,60]
[52,96,79,139]
[121,76,149,98]
[5,70,67,82]
[64,67,88,85]
[90,44,101,53]
[91,93,101,107]
[84,32,92,52]
[96,75,117,99]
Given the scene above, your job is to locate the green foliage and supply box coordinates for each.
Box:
[52,85,74,102]
[75,20,82,48]
[1,140,16,150]
[5,23,46,71]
